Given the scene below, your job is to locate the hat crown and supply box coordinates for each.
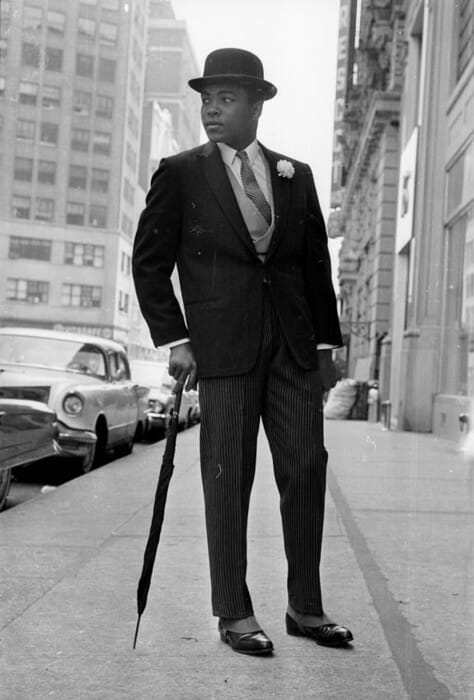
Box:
[188,47,277,100]
[203,48,264,81]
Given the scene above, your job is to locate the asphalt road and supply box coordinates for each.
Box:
[4,438,162,512]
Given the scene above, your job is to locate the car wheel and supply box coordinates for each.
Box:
[0,468,12,511]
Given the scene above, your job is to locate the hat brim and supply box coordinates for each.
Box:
[188,75,277,100]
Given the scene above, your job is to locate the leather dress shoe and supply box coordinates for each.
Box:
[286,613,353,647]
[218,619,274,656]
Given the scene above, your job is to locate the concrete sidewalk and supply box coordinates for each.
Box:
[1,420,472,699]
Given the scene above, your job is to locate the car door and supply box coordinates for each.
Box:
[107,351,137,443]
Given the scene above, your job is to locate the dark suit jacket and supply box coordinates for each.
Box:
[132,141,342,378]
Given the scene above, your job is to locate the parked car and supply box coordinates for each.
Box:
[129,360,200,436]
[0,328,149,473]
[0,398,59,511]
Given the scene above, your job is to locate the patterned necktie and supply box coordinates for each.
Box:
[236,151,272,226]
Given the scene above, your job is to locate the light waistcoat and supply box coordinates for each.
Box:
[225,158,275,262]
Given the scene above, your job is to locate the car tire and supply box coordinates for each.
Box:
[0,468,12,511]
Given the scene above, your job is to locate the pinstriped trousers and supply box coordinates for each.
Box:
[199,287,328,619]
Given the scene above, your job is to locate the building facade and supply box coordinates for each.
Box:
[383,0,474,437]
[332,0,474,441]
[329,0,405,382]
[0,0,149,344]
[144,0,200,157]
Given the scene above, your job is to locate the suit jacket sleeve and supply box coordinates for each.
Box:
[303,164,343,348]
[132,158,189,347]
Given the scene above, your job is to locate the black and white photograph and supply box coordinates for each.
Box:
[0,0,473,698]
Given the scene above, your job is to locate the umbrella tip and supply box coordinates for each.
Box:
[133,614,142,649]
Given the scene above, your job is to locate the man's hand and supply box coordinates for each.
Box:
[168,341,197,392]
[318,349,337,393]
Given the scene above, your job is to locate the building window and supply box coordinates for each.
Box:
[38,160,56,184]
[69,165,87,189]
[12,196,31,219]
[40,122,58,145]
[14,157,33,182]
[121,212,133,237]
[123,177,135,205]
[121,251,131,275]
[457,0,474,80]
[9,236,52,261]
[22,42,40,67]
[47,10,65,36]
[102,0,120,9]
[127,107,139,138]
[118,291,129,313]
[35,198,54,222]
[16,119,35,142]
[129,73,140,103]
[76,53,94,77]
[99,22,117,46]
[23,5,42,32]
[98,57,116,82]
[66,202,85,225]
[132,38,143,69]
[0,39,7,62]
[71,128,89,151]
[78,17,96,40]
[42,85,61,109]
[61,283,102,308]
[64,242,104,267]
[45,47,63,72]
[73,90,92,115]
[19,81,38,105]
[125,142,137,172]
[91,168,109,193]
[7,279,49,304]
[80,0,97,5]
[96,94,113,118]
[89,205,107,227]
[93,131,111,155]
[0,77,5,99]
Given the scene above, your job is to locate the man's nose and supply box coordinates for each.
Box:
[206,102,220,116]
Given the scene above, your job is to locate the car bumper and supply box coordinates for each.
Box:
[146,411,169,430]
[56,422,97,458]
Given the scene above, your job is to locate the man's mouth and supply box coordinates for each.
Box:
[205,122,223,128]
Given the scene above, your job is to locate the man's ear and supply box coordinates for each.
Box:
[252,100,263,120]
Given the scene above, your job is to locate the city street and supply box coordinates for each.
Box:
[1,420,472,699]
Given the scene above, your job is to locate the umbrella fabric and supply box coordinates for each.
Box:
[133,385,183,649]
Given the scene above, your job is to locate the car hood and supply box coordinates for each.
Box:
[0,363,102,404]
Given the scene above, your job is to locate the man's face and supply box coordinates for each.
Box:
[200,83,262,151]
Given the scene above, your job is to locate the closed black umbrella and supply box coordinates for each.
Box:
[133,385,183,649]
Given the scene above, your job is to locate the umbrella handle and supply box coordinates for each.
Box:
[171,384,184,416]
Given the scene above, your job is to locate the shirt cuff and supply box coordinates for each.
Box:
[160,337,190,350]
[317,344,337,350]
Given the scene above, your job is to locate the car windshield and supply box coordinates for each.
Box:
[0,334,107,378]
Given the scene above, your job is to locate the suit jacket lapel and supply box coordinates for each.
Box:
[259,143,290,261]
[198,142,257,258]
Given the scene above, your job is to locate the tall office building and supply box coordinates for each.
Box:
[144,0,200,165]
[0,0,149,344]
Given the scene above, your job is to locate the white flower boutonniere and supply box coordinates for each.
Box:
[276,159,295,179]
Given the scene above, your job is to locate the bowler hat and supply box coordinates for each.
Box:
[188,48,277,100]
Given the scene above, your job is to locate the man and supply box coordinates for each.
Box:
[133,48,353,656]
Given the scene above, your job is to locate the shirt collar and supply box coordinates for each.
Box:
[217,140,260,168]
